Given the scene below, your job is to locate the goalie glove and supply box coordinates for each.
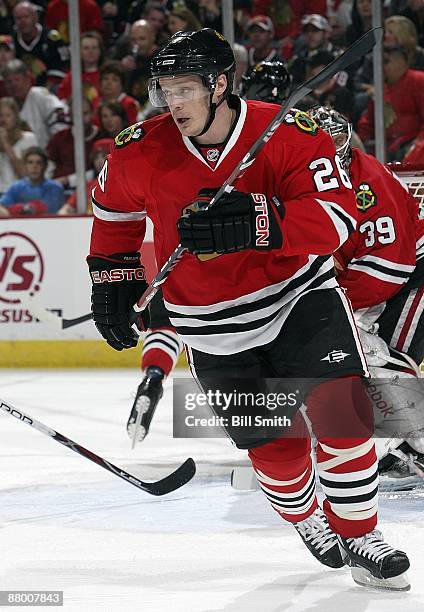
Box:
[87,252,150,351]
[177,189,284,255]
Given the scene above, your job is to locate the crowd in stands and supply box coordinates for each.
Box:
[0,0,422,216]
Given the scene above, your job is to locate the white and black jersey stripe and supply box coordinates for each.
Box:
[416,236,424,261]
[92,192,146,222]
[348,254,415,285]
[143,329,183,368]
[315,198,357,248]
[165,255,338,354]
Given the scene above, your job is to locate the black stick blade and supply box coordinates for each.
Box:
[53,431,196,496]
[141,458,197,496]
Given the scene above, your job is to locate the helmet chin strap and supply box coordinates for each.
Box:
[194,93,226,138]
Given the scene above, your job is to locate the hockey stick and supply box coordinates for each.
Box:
[131,27,383,321]
[0,398,196,496]
[20,294,92,330]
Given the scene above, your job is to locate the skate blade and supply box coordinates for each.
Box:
[131,396,150,448]
[379,475,420,492]
[351,567,410,591]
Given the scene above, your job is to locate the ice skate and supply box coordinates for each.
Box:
[294,508,345,569]
[127,366,164,446]
[379,442,424,491]
[338,529,410,591]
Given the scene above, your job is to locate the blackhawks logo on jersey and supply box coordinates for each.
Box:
[283,110,318,136]
[114,122,145,148]
[356,183,377,213]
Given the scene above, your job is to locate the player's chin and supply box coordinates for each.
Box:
[173,117,195,135]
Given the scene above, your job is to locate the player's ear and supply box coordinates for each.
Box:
[213,74,228,102]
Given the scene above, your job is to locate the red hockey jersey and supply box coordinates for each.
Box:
[334,148,424,310]
[90,99,357,354]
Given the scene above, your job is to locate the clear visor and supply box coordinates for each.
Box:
[148,74,211,108]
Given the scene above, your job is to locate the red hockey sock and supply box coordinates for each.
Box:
[248,429,318,523]
[307,377,378,537]
[141,327,183,376]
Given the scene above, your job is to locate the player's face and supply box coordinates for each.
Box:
[333,132,348,150]
[159,75,211,137]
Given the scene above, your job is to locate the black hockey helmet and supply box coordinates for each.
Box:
[149,29,235,136]
[308,105,352,168]
[240,61,292,104]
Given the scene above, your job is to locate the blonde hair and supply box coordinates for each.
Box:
[0,96,29,144]
[385,16,418,65]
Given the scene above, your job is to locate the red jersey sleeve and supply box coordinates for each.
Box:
[274,122,357,256]
[89,128,147,257]
[335,159,418,309]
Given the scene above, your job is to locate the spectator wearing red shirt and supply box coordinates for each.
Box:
[57,30,104,105]
[45,0,103,45]
[98,61,140,124]
[357,45,424,161]
[47,96,99,187]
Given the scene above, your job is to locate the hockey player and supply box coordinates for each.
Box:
[87,30,410,590]
[240,60,292,105]
[129,60,293,444]
[127,289,182,444]
[309,106,424,486]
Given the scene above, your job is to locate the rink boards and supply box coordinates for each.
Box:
[0,216,187,368]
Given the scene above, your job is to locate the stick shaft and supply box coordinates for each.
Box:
[0,398,195,496]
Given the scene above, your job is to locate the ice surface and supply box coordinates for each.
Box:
[0,370,423,611]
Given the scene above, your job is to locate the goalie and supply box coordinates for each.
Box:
[309,106,424,488]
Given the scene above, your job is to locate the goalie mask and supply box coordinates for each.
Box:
[308,106,352,169]
[149,29,235,136]
[240,60,292,104]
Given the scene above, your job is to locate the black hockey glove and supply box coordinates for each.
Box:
[87,252,150,351]
[177,189,284,255]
